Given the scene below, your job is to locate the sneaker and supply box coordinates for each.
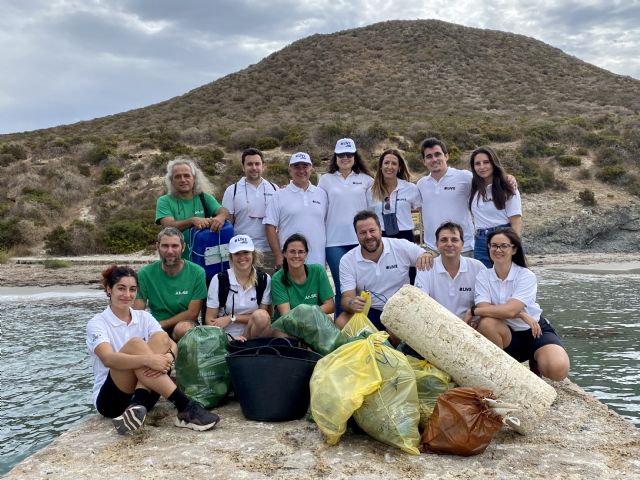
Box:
[112,404,147,435]
[175,401,220,431]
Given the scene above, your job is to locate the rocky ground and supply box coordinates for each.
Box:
[6,380,640,480]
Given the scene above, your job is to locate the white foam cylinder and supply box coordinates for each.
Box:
[381,285,557,434]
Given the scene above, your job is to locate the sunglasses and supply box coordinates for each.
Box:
[336,153,355,159]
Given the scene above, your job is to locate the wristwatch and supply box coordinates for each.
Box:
[230,315,237,324]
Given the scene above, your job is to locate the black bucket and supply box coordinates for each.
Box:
[226,345,321,422]
[227,336,300,353]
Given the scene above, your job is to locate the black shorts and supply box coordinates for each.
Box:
[505,317,564,363]
[95,372,133,418]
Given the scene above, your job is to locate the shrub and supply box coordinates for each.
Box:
[21,187,61,210]
[101,165,125,184]
[255,136,279,150]
[578,189,597,206]
[0,218,25,250]
[557,155,582,167]
[596,165,627,184]
[594,147,623,167]
[82,142,115,164]
[77,164,91,176]
[0,250,10,263]
[0,153,16,166]
[0,143,28,160]
[99,219,157,254]
[227,128,258,151]
[576,168,591,180]
[518,137,547,158]
[43,259,72,269]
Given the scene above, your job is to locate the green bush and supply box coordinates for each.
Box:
[596,165,627,184]
[77,164,91,176]
[82,143,115,164]
[21,187,61,210]
[0,250,10,263]
[99,219,157,253]
[557,155,582,167]
[594,147,623,167]
[227,128,258,151]
[0,153,15,166]
[519,137,547,158]
[0,218,25,250]
[101,165,125,184]
[44,226,72,255]
[255,136,280,150]
[0,143,28,160]
[578,189,597,206]
[43,259,72,269]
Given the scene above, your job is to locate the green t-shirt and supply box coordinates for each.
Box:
[155,192,222,258]
[136,260,207,321]
[271,264,334,320]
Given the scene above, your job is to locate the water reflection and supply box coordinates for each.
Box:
[535,268,640,426]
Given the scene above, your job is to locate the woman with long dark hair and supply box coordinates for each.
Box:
[86,265,219,435]
[270,233,334,320]
[470,229,569,380]
[318,138,373,316]
[367,148,420,242]
[468,146,522,267]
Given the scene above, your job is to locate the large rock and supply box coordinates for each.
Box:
[5,382,640,479]
[381,285,557,434]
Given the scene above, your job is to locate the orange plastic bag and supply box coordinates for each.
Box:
[421,387,504,456]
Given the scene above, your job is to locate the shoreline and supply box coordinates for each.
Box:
[1,252,639,288]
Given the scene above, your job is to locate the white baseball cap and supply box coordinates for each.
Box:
[228,234,255,254]
[289,152,312,165]
[334,138,356,154]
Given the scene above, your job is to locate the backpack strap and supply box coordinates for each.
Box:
[199,192,211,218]
[217,270,231,313]
[255,269,268,306]
[266,180,277,191]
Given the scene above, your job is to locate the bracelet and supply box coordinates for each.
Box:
[166,349,176,361]
[348,298,354,310]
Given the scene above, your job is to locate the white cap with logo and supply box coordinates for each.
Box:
[228,234,255,254]
[334,138,356,154]
[289,152,312,165]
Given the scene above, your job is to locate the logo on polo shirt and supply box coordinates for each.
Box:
[175,290,189,295]
[386,264,398,270]
[459,287,472,292]
[397,197,407,202]
[352,181,363,185]
[250,296,256,302]
[312,200,321,205]
[444,186,456,191]
[304,293,318,300]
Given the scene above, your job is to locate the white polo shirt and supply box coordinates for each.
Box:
[474,263,542,331]
[263,182,328,266]
[222,177,278,251]
[339,238,425,311]
[366,179,421,232]
[207,268,272,337]
[470,187,522,230]
[86,307,163,407]
[415,256,486,318]
[417,167,474,251]
[319,171,373,247]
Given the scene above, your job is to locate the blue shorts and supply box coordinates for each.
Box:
[504,317,564,363]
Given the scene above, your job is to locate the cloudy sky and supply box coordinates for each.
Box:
[1,0,639,134]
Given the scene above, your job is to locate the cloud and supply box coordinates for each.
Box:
[0,0,638,134]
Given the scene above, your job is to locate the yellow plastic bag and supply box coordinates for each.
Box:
[406,357,457,428]
[353,340,421,455]
[310,331,384,445]
[341,291,379,340]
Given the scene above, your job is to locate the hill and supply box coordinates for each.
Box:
[0,19,639,257]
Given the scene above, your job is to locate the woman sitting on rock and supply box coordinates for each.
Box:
[470,228,570,380]
[86,265,220,435]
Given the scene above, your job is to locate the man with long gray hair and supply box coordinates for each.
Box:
[156,157,229,259]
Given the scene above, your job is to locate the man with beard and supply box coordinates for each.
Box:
[335,210,432,330]
[134,227,207,339]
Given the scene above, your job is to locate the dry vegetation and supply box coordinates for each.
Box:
[0,19,639,256]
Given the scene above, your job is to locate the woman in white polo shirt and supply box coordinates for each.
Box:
[471,228,569,380]
[204,235,272,339]
[367,149,420,242]
[468,146,522,268]
[318,138,373,317]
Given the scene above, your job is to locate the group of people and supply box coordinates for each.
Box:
[86,136,569,436]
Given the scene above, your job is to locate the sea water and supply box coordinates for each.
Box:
[1,269,639,475]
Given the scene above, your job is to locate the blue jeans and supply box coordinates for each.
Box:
[326,244,357,318]
[474,224,511,268]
